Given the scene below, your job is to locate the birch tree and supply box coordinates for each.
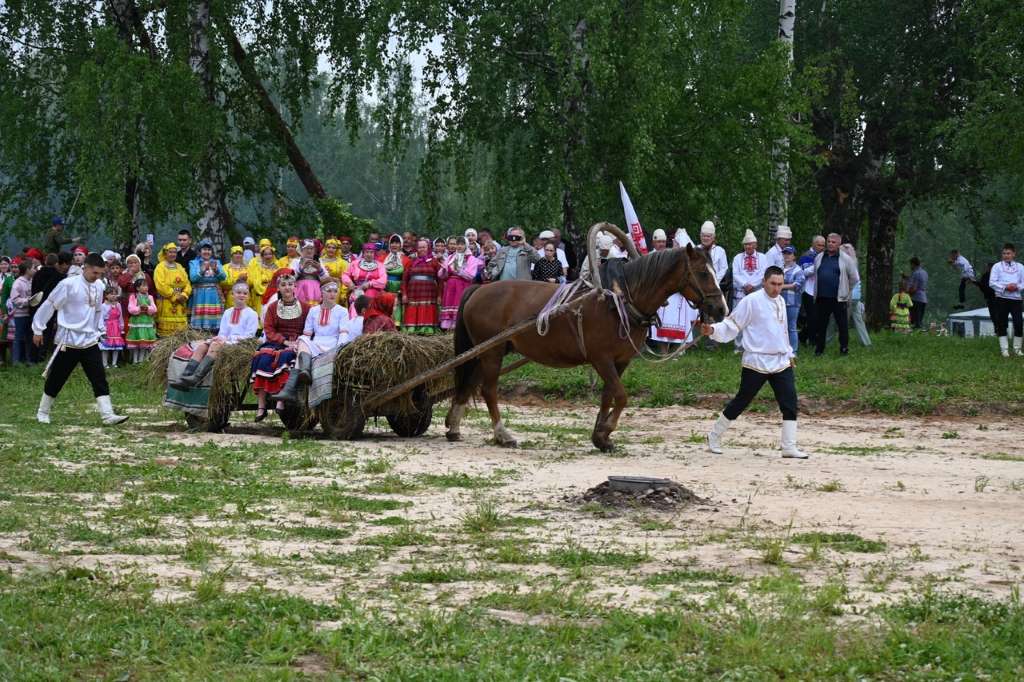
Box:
[768,0,796,241]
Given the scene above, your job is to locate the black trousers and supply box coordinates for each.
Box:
[723,366,798,422]
[44,344,110,399]
[958,278,969,304]
[814,297,848,353]
[993,297,1023,337]
[798,292,816,345]
[910,300,926,329]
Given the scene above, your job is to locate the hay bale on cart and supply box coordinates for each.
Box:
[316,333,454,439]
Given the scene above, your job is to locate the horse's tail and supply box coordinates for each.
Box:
[452,284,483,404]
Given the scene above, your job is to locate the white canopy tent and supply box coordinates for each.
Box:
[947,307,995,337]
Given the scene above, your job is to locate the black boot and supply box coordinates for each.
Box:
[171,356,215,391]
[169,359,200,390]
[271,353,310,405]
[295,352,312,387]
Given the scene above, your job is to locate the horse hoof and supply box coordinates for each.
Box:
[592,435,614,452]
[446,432,461,442]
[500,439,518,449]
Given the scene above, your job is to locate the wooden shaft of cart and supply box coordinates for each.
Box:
[360,288,601,412]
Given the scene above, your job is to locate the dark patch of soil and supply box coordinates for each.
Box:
[571,480,710,511]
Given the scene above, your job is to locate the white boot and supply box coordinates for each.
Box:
[1014,337,1023,357]
[96,395,129,426]
[707,414,732,454]
[780,420,808,459]
[37,394,54,424]
[999,336,1010,357]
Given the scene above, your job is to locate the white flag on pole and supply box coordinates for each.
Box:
[619,181,649,255]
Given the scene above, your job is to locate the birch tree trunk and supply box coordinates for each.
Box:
[561,18,590,262]
[768,0,796,241]
[190,0,233,257]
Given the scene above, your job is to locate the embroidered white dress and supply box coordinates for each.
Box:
[216,307,259,343]
[300,304,349,357]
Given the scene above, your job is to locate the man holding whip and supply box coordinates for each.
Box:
[702,265,807,459]
[32,252,129,425]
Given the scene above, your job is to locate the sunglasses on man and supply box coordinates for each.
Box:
[508,235,522,242]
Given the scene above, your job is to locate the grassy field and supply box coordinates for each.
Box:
[507,333,1024,415]
[1,334,1023,679]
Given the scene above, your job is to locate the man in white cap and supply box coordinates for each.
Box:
[765,225,793,269]
[579,231,615,283]
[242,236,257,265]
[651,229,700,351]
[651,229,668,251]
[538,229,569,273]
[697,221,728,288]
[731,229,767,350]
[702,265,807,459]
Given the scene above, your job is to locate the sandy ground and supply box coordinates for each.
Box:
[2,403,1022,612]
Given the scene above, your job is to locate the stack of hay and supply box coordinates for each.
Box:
[148,330,261,416]
[331,333,454,415]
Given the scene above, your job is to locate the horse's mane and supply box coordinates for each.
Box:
[621,247,702,297]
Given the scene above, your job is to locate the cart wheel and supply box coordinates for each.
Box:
[321,392,365,440]
[387,401,434,437]
[277,403,305,431]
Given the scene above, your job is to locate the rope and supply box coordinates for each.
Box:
[536,280,586,337]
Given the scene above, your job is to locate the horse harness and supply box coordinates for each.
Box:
[534,253,707,360]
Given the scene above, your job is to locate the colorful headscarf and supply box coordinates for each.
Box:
[160,243,179,262]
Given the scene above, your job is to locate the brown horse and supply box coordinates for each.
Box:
[445,230,729,451]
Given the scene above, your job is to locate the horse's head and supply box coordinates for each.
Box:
[679,244,729,323]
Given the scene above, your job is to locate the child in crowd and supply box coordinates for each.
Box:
[781,246,805,354]
[890,283,913,333]
[126,277,158,363]
[100,286,126,367]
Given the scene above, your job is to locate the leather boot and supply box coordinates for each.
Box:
[271,353,310,405]
[295,352,313,386]
[188,356,217,387]
[169,359,200,390]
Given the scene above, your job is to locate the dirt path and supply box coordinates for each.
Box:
[3,403,1021,612]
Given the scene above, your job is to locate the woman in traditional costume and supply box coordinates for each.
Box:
[274,280,349,404]
[188,239,226,331]
[383,234,409,324]
[250,273,309,421]
[292,239,330,307]
[154,243,192,336]
[438,236,480,330]
[401,238,441,335]
[222,246,250,309]
[363,292,399,334]
[320,237,349,299]
[247,241,278,322]
[342,242,387,311]
[277,237,300,269]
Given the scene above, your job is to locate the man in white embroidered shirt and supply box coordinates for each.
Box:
[701,266,807,459]
[32,252,129,425]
